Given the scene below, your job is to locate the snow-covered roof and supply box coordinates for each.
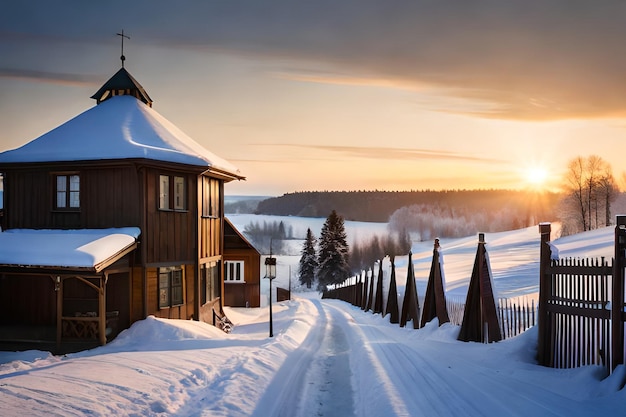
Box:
[0,227,140,272]
[0,96,243,179]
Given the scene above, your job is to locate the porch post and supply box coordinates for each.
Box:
[98,275,106,346]
[56,276,63,349]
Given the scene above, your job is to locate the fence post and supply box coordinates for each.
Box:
[386,256,400,323]
[421,239,450,327]
[458,233,502,343]
[367,266,375,311]
[612,216,626,370]
[400,251,420,329]
[374,259,384,314]
[361,270,369,311]
[537,222,552,366]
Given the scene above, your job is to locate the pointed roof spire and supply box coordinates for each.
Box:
[117,30,130,68]
[90,31,153,107]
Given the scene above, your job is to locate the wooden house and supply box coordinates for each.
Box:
[0,65,245,351]
[223,217,261,308]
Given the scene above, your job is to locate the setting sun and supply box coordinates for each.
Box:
[521,165,551,190]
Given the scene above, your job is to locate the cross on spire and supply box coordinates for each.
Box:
[116,30,130,67]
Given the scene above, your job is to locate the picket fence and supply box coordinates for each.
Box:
[537,220,626,374]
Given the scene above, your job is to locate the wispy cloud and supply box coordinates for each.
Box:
[266,144,504,163]
[0,68,101,87]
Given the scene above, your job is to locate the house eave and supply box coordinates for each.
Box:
[0,158,245,179]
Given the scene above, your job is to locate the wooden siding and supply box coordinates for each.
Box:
[144,168,197,264]
[200,217,221,259]
[185,264,196,320]
[2,164,141,230]
[130,267,144,324]
[106,272,131,331]
[223,248,261,308]
[0,274,57,326]
[199,177,222,260]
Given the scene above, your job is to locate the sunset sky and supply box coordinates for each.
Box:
[1,1,625,196]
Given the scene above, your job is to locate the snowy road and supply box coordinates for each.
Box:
[0,297,624,416]
[255,300,357,417]
[253,298,623,417]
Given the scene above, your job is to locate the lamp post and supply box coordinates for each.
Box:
[265,251,277,338]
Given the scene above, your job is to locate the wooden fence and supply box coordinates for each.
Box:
[446,296,536,340]
[498,298,536,340]
[324,217,626,374]
[323,237,537,342]
[537,219,626,373]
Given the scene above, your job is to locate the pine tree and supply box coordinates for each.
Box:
[317,210,350,290]
[298,228,318,289]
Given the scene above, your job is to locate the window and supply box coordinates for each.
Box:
[159,174,186,211]
[159,175,169,210]
[201,177,220,218]
[55,174,80,209]
[201,262,220,305]
[174,176,185,210]
[158,266,184,308]
[224,261,245,283]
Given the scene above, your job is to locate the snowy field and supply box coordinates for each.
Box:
[0,217,624,416]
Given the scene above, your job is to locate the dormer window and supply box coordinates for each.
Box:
[55,173,80,210]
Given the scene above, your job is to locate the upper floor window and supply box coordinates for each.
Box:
[55,174,80,210]
[224,260,245,283]
[159,174,186,211]
[201,176,220,218]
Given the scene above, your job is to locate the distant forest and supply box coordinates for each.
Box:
[254,190,561,239]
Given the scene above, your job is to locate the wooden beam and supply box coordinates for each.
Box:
[99,275,107,345]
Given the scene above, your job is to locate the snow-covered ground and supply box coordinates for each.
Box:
[1,219,624,416]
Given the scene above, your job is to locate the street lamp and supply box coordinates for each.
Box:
[264,253,277,337]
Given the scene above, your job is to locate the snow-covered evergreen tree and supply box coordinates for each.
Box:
[298,228,317,289]
[317,210,350,290]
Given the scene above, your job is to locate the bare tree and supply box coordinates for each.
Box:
[561,155,617,233]
[563,156,587,232]
[585,155,609,229]
[597,164,619,227]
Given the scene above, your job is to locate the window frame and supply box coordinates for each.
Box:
[158,174,187,212]
[159,175,170,210]
[224,260,245,283]
[200,261,221,305]
[53,173,80,211]
[158,266,185,309]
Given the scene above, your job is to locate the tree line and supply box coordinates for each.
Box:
[255,189,560,225]
[242,220,294,254]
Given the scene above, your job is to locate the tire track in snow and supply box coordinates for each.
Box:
[294,301,356,417]
[325,302,413,417]
[251,299,327,417]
